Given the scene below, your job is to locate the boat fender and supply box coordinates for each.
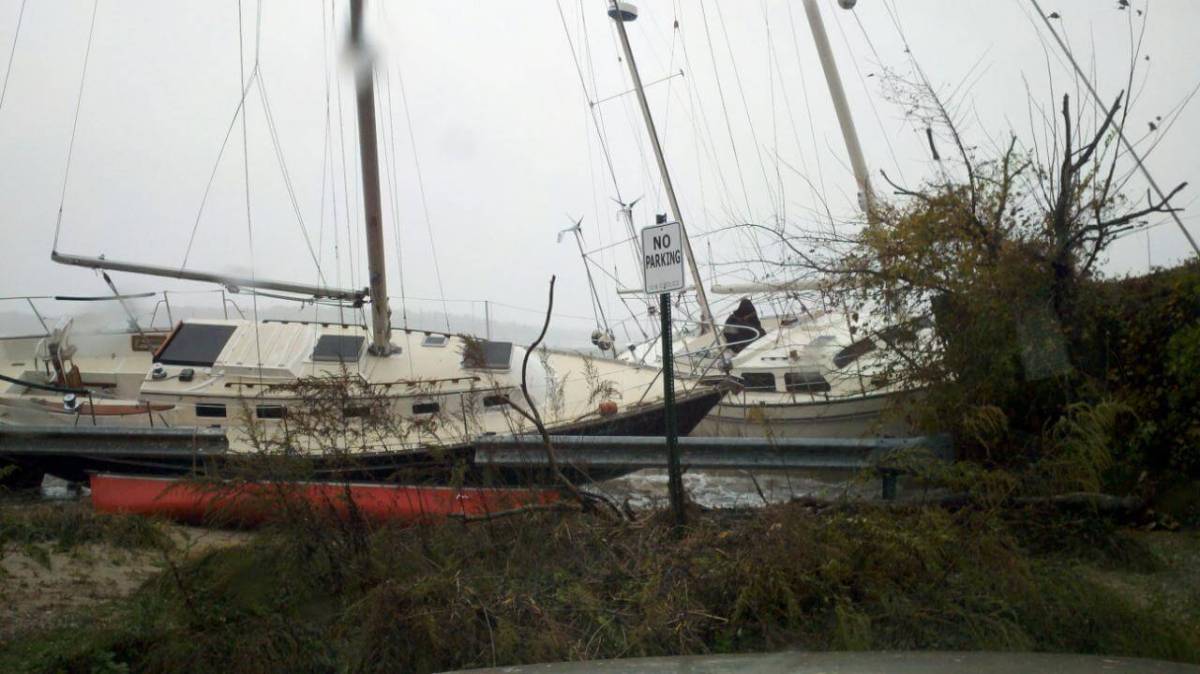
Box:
[598,400,619,416]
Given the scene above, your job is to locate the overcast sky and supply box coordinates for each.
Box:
[1,0,1197,339]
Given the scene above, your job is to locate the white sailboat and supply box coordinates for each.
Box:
[0,0,724,487]
[572,1,923,439]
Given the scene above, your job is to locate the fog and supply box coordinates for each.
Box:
[1,0,1197,345]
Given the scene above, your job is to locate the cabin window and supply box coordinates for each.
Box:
[195,403,226,418]
[421,334,449,348]
[462,340,513,370]
[312,335,365,363]
[158,324,237,367]
[255,405,286,419]
[343,405,372,418]
[482,394,509,408]
[740,372,776,392]
[785,371,831,394]
[412,402,440,415]
[876,324,918,345]
[833,338,876,369]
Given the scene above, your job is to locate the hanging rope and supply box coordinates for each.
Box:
[0,0,28,116]
[52,0,100,253]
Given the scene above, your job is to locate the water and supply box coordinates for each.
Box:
[589,468,879,510]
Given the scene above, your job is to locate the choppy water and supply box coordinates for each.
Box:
[587,468,880,510]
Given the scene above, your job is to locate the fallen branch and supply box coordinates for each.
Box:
[447,501,583,524]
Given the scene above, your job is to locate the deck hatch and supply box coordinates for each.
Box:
[312,335,365,363]
[421,334,449,347]
[462,340,513,370]
[157,324,237,367]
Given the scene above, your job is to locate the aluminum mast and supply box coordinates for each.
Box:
[802,0,874,215]
[607,2,719,343]
[349,0,394,354]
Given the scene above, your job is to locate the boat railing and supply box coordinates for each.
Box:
[0,370,99,425]
[0,289,249,338]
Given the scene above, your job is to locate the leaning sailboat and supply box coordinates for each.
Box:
[565,1,923,438]
[0,0,724,490]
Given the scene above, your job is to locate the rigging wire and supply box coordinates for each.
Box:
[377,66,408,330]
[236,0,264,381]
[558,0,638,331]
[555,0,624,203]
[763,0,785,230]
[675,1,739,231]
[697,0,754,221]
[391,58,451,332]
[325,0,345,327]
[785,0,831,219]
[51,0,100,253]
[316,0,333,329]
[712,0,778,215]
[255,68,327,285]
[333,23,359,291]
[179,69,260,271]
[830,0,902,183]
[0,0,28,116]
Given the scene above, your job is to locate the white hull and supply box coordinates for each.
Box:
[693,390,913,438]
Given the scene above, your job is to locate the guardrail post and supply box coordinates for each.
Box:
[881,469,898,501]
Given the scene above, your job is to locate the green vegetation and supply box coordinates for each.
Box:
[0,501,172,553]
[1,502,1197,673]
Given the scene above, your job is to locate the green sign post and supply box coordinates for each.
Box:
[642,221,686,526]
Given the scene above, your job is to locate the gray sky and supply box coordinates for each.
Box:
[1,0,1198,339]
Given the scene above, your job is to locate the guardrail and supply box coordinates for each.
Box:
[475,434,953,499]
[0,425,228,456]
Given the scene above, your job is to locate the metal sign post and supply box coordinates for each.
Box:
[642,221,686,525]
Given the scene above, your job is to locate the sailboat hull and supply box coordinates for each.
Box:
[693,390,914,438]
[0,388,725,487]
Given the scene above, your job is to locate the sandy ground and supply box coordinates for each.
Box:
[0,503,249,644]
[1080,529,1200,633]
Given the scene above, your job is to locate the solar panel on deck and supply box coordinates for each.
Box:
[312,334,365,363]
[157,324,237,367]
[462,340,513,370]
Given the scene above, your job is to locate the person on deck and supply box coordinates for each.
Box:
[723,298,764,355]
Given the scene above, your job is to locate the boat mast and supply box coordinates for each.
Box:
[349,0,393,355]
[607,2,719,342]
[802,0,874,216]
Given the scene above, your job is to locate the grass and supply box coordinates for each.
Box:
[1,500,1197,673]
[0,500,173,553]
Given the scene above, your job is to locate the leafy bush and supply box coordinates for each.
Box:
[5,505,1196,673]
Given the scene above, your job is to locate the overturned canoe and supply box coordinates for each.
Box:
[89,472,559,526]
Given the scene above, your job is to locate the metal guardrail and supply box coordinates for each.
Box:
[475,434,953,499]
[0,425,228,456]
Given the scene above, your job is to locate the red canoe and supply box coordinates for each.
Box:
[89,473,560,526]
